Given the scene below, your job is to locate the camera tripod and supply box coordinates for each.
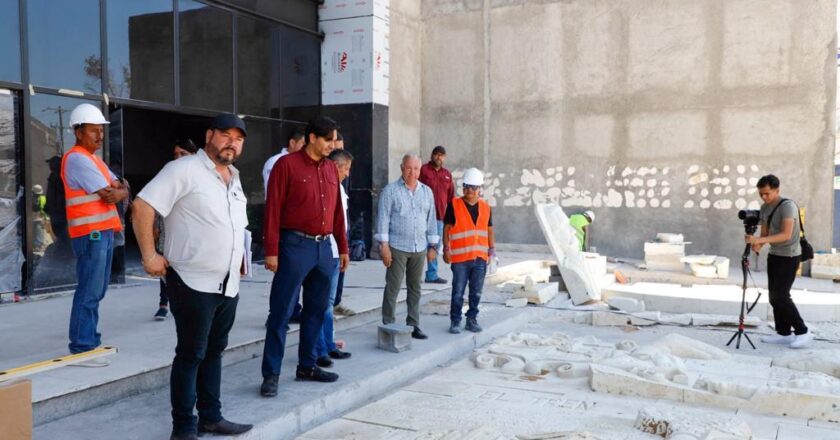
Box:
[726,241,762,349]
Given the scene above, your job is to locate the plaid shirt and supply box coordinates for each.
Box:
[376,178,439,253]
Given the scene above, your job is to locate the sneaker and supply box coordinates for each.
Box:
[449,322,461,334]
[333,304,357,316]
[465,318,483,333]
[425,278,448,284]
[71,357,111,368]
[154,307,168,321]
[260,375,279,397]
[790,331,815,349]
[760,333,795,345]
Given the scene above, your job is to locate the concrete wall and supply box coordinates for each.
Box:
[388,0,423,183]
[389,0,837,260]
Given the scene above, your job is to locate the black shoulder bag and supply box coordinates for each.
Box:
[767,198,814,262]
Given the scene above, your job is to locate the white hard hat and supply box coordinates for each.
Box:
[584,210,595,221]
[68,103,110,128]
[463,168,484,186]
[32,184,44,195]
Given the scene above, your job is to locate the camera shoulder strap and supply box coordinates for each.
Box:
[767,198,806,236]
[766,198,788,226]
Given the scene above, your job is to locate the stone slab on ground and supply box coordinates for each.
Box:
[301,319,840,440]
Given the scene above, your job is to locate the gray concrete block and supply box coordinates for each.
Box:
[378,324,413,353]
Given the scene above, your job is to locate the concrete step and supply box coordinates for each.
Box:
[35,304,535,440]
[32,288,438,426]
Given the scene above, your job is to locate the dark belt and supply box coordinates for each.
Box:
[289,230,330,242]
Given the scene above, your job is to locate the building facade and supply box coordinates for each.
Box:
[0,0,321,296]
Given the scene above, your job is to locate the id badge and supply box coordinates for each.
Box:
[89,230,102,241]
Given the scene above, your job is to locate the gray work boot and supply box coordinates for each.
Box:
[465,318,482,333]
[449,321,461,334]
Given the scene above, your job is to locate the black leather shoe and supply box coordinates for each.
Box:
[296,366,339,382]
[316,356,334,368]
[198,419,253,435]
[328,349,352,360]
[411,326,428,339]
[425,277,448,284]
[170,434,198,440]
[260,375,279,397]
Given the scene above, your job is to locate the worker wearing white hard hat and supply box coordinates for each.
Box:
[569,210,595,252]
[62,103,128,366]
[442,167,495,334]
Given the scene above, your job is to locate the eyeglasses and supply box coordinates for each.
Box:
[463,185,482,191]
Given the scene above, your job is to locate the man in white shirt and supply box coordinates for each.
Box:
[133,114,253,440]
[261,128,306,196]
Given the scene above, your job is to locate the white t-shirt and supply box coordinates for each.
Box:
[262,148,289,198]
[329,184,349,258]
[138,149,248,297]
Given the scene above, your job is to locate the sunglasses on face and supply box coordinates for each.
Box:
[463,185,482,191]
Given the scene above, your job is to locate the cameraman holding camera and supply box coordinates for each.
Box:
[745,174,813,349]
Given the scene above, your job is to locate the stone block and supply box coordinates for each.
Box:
[582,252,607,277]
[644,242,686,255]
[377,324,413,353]
[534,204,601,305]
[607,296,645,313]
[659,313,693,326]
[505,298,528,308]
[645,254,686,272]
[513,282,559,305]
[630,311,661,326]
[811,254,840,280]
[573,312,592,325]
[591,311,630,326]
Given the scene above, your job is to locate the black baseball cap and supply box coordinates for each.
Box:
[211,113,247,137]
[432,145,446,155]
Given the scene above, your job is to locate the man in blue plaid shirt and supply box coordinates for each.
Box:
[376,154,439,339]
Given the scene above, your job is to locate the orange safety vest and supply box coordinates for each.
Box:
[449,197,490,264]
[60,146,122,238]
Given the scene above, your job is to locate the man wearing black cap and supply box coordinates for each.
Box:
[420,146,454,284]
[133,113,253,440]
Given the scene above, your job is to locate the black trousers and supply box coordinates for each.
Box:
[767,254,808,336]
[167,270,238,436]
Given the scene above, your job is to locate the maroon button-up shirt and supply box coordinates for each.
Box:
[420,161,454,221]
[263,149,348,257]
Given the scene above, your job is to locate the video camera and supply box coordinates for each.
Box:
[738,209,760,234]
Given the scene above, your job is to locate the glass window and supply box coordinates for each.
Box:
[179,1,233,111]
[0,90,22,294]
[28,0,101,92]
[0,0,21,83]
[237,15,282,117]
[280,28,320,112]
[223,0,317,31]
[29,94,105,292]
[106,0,175,103]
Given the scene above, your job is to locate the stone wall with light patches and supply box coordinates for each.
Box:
[389,0,837,260]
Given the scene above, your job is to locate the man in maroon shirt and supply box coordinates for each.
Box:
[419,146,454,284]
[260,116,349,397]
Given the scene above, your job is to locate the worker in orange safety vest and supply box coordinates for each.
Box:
[442,167,495,334]
[61,103,128,366]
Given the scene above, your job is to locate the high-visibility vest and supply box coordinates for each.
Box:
[568,214,590,251]
[449,197,490,263]
[60,146,122,238]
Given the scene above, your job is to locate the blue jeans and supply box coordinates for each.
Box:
[315,263,341,358]
[68,229,114,354]
[167,270,238,436]
[425,220,444,281]
[262,231,336,378]
[449,258,487,323]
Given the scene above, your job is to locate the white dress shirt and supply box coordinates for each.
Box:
[330,184,349,258]
[262,148,289,197]
[138,149,248,297]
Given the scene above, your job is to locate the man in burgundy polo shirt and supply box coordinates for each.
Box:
[260,116,349,397]
[419,145,454,284]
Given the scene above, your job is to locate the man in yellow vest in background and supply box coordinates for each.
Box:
[61,103,128,366]
[442,168,495,334]
[569,210,595,252]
